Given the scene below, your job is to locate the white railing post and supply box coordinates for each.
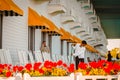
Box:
[107,75,112,80]
[75,72,84,80]
[15,73,22,80]
[118,74,120,80]
[23,73,30,80]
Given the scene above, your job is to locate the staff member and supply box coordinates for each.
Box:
[73,40,87,69]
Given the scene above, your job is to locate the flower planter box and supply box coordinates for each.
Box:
[0,77,16,80]
[23,73,75,80]
[75,73,120,80]
[0,73,22,80]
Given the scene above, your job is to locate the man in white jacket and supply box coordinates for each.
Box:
[73,40,87,69]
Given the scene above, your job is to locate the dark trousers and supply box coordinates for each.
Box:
[75,56,84,70]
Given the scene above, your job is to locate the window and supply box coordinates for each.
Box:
[28,27,35,51]
[41,32,46,42]
[61,40,63,55]
[67,42,69,56]
[48,35,52,53]
[0,14,2,49]
[93,28,99,31]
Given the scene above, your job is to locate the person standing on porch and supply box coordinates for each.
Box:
[107,51,112,61]
[73,40,87,69]
[40,41,50,61]
[40,41,50,54]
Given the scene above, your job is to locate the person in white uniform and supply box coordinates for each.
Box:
[73,40,87,69]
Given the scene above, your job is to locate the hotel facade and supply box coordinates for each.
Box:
[0,0,108,64]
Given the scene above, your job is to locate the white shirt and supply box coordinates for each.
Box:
[73,44,86,58]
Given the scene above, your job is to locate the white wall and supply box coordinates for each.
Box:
[1,0,108,64]
[52,36,61,54]
[2,0,28,50]
[28,0,49,17]
[107,39,120,50]
[63,41,67,55]
[2,0,28,65]
[35,29,41,51]
[69,43,72,55]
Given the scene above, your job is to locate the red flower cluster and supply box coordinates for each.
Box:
[0,64,12,77]
[78,60,120,75]
[23,60,75,76]
[34,62,41,71]
[13,66,24,72]
[0,60,75,77]
[68,64,75,73]
[78,62,87,70]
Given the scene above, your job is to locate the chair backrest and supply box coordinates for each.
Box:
[5,49,19,65]
[17,50,25,65]
[0,49,13,64]
[17,50,29,65]
[27,51,34,64]
[42,52,51,61]
[62,55,69,65]
[22,50,29,64]
[51,54,57,62]
[4,49,12,64]
[34,50,43,62]
[68,55,71,64]
[0,49,6,64]
[68,55,75,64]
[56,54,62,61]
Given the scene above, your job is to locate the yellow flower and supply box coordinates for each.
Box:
[75,69,87,75]
[42,67,47,71]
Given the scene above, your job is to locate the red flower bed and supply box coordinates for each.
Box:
[76,60,120,75]
[0,60,75,77]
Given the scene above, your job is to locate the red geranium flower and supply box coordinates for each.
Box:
[78,62,87,70]
[0,69,2,73]
[53,62,57,67]
[57,60,63,66]
[25,63,32,71]
[34,62,42,71]
[3,64,8,68]
[104,67,112,74]
[39,68,44,74]
[63,63,67,68]
[6,71,12,77]
[18,66,24,72]
[112,63,120,70]
[97,60,106,68]
[0,64,4,69]
[44,61,54,69]
[89,61,99,68]
[68,64,75,73]
[13,66,18,72]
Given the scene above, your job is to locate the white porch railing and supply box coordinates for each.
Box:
[1,72,120,80]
